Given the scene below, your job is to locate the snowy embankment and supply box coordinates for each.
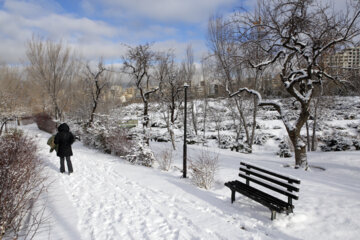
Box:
[22,124,360,240]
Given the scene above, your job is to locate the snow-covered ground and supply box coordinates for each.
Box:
[20,123,360,240]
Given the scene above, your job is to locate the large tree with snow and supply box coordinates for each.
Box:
[221,0,360,167]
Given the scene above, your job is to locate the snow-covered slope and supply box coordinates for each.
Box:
[22,123,360,240]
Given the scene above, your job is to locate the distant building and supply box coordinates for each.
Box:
[326,47,360,73]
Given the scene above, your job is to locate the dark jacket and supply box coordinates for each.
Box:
[54,123,75,157]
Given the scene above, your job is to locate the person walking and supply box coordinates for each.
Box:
[54,123,75,175]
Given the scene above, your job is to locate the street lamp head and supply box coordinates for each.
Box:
[184,82,189,88]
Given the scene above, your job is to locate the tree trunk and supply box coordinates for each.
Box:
[169,125,176,150]
[170,96,175,124]
[306,120,311,151]
[203,98,207,143]
[311,97,320,151]
[235,98,250,147]
[191,101,198,135]
[143,101,149,128]
[289,131,308,168]
[143,101,150,145]
[294,142,307,168]
[0,121,6,136]
[88,100,98,126]
[249,96,258,149]
[217,125,221,147]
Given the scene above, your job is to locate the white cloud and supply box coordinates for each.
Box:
[153,39,208,61]
[82,0,237,23]
[3,0,61,17]
[0,6,124,63]
[0,0,215,64]
[0,0,124,63]
[28,14,119,40]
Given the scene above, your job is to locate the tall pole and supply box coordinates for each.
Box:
[183,83,189,178]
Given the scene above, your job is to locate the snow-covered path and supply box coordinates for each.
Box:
[21,124,360,240]
[61,147,245,240]
[26,124,269,240]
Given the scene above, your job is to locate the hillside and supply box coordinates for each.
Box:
[20,95,360,239]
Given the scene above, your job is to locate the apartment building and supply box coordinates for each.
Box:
[326,46,360,72]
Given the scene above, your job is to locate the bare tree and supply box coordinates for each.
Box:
[226,98,242,144]
[156,51,184,149]
[182,45,198,135]
[82,60,110,126]
[209,105,224,146]
[224,0,360,168]
[26,36,76,120]
[0,65,28,135]
[122,43,159,144]
[200,56,211,141]
[208,15,260,151]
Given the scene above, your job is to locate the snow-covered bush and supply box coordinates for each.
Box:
[125,141,156,167]
[0,129,47,239]
[156,148,173,171]
[81,122,108,152]
[151,134,170,142]
[106,128,133,156]
[277,140,292,158]
[218,135,235,149]
[353,140,360,150]
[254,133,273,145]
[229,142,252,153]
[186,135,206,145]
[76,113,156,167]
[34,112,56,134]
[320,137,352,152]
[189,150,219,189]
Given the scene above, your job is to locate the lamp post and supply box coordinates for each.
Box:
[183,82,189,178]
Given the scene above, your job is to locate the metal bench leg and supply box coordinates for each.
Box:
[271,210,276,220]
[231,190,235,203]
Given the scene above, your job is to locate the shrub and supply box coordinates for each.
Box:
[229,142,252,153]
[34,112,56,134]
[156,149,173,171]
[277,140,292,158]
[0,129,47,239]
[320,137,352,152]
[189,150,219,189]
[81,122,108,151]
[20,116,35,125]
[125,141,155,167]
[353,140,360,150]
[106,128,133,156]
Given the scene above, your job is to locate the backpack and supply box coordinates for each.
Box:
[47,135,58,153]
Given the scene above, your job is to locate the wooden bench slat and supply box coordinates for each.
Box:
[225,162,301,220]
[240,162,301,184]
[225,181,291,209]
[239,167,300,192]
[238,173,299,200]
[226,181,292,211]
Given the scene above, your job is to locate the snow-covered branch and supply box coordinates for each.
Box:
[229,87,262,102]
[249,50,284,70]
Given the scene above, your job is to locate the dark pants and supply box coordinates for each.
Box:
[60,156,73,173]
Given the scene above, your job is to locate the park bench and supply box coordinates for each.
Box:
[224,161,300,220]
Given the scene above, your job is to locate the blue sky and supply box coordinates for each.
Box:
[0,0,257,64]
